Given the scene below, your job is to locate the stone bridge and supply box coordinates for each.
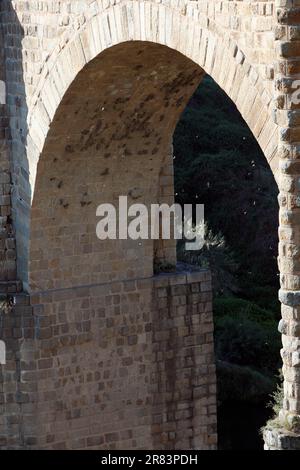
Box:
[0,0,299,450]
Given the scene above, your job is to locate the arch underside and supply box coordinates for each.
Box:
[29,42,204,291]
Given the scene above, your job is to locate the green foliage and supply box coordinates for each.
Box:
[215,314,279,372]
[214,297,281,373]
[173,75,279,290]
[238,282,281,317]
[178,224,239,295]
[261,373,284,434]
[213,297,281,407]
[217,360,275,404]
[214,296,275,325]
[174,76,280,414]
[267,372,284,418]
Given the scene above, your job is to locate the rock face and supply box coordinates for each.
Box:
[0,0,299,450]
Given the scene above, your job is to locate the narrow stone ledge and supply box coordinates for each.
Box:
[264,426,300,450]
[153,264,211,287]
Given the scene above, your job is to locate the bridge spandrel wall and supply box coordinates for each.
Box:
[11,1,277,103]
[2,0,278,285]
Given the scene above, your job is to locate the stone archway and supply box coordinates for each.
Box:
[26,2,285,448]
[24,2,279,288]
[1,0,299,450]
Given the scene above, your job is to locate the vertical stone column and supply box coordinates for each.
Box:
[0,1,26,450]
[154,143,177,271]
[264,0,300,450]
[0,2,17,286]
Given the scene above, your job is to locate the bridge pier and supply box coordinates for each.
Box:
[0,269,217,450]
[266,0,300,450]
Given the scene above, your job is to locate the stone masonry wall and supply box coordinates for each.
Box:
[28,42,202,291]
[0,269,216,450]
[264,427,300,450]
[1,0,300,451]
[0,4,17,285]
[0,0,280,284]
[273,0,300,442]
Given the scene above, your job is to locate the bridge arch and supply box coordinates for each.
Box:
[3,0,300,451]
[22,1,278,289]
[3,0,297,451]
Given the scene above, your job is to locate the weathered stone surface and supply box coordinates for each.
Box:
[0,0,299,451]
[264,427,300,450]
[0,0,280,285]
[0,270,217,450]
